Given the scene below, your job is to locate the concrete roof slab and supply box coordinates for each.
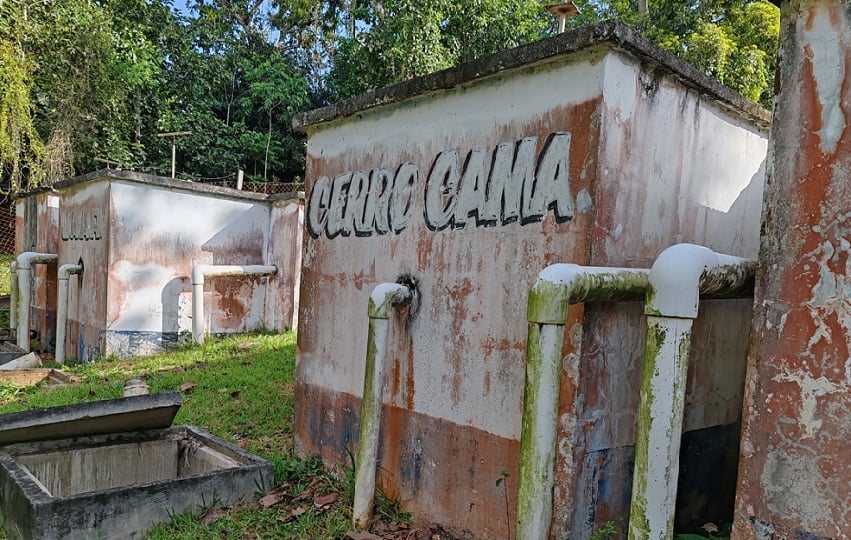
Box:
[0,391,182,446]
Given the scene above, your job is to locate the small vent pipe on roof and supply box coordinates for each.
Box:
[190,264,277,345]
[628,244,755,540]
[352,282,416,529]
[516,264,650,540]
[16,252,59,351]
[546,2,580,33]
[55,262,84,365]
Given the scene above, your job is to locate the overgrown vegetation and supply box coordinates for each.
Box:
[0,332,421,539]
[1,0,778,192]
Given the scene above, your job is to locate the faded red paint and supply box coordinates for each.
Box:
[734,2,851,538]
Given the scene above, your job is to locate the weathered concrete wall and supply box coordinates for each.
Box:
[733,1,851,538]
[266,195,304,330]
[57,179,111,361]
[14,192,61,350]
[553,50,768,537]
[37,170,301,361]
[102,179,271,357]
[293,23,768,537]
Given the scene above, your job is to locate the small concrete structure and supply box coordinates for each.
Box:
[293,22,768,537]
[0,393,274,539]
[14,171,303,361]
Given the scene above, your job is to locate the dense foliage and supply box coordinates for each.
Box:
[0,0,778,192]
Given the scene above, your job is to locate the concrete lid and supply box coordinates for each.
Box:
[293,21,771,133]
[0,391,182,446]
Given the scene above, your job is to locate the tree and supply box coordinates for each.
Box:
[567,0,779,106]
[327,0,549,100]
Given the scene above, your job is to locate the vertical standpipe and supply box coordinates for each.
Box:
[353,282,414,529]
[628,244,755,540]
[55,263,83,365]
[191,264,277,344]
[16,252,59,351]
[517,264,650,540]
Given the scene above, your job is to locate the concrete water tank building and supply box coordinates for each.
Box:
[292,22,769,537]
[14,171,303,361]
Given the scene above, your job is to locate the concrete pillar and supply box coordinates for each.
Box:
[733,1,851,537]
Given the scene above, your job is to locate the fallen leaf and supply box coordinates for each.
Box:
[259,484,291,508]
[279,506,306,523]
[238,341,256,349]
[237,439,248,449]
[199,507,226,524]
[313,492,339,508]
[230,390,241,399]
[239,534,257,540]
[294,479,320,501]
[701,523,719,534]
[180,381,197,393]
[345,532,383,540]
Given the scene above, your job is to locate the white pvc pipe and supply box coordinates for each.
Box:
[517,264,650,540]
[628,244,755,540]
[353,283,413,529]
[190,264,277,344]
[16,252,59,351]
[9,260,17,331]
[55,263,83,365]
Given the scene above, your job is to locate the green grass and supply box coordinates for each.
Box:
[0,332,417,539]
[0,252,13,296]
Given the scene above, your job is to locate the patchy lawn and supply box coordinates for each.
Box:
[0,332,432,539]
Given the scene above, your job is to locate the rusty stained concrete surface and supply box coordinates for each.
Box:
[733,2,851,538]
[266,198,304,331]
[14,192,60,350]
[295,36,767,538]
[13,171,304,362]
[105,179,271,357]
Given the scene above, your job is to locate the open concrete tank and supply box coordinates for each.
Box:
[293,22,768,537]
[15,171,303,361]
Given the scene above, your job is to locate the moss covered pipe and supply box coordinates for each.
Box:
[353,282,413,529]
[517,264,650,540]
[628,244,755,540]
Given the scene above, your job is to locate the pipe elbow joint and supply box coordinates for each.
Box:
[368,283,411,319]
[191,264,209,286]
[58,263,83,280]
[17,252,58,270]
[527,264,587,324]
[646,243,752,319]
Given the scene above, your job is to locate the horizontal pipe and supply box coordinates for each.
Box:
[16,252,58,351]
[191,264,277,345]
[55,263,84,365]
[517,264,650,540]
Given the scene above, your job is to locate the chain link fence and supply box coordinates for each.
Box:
[0,204,15,255]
